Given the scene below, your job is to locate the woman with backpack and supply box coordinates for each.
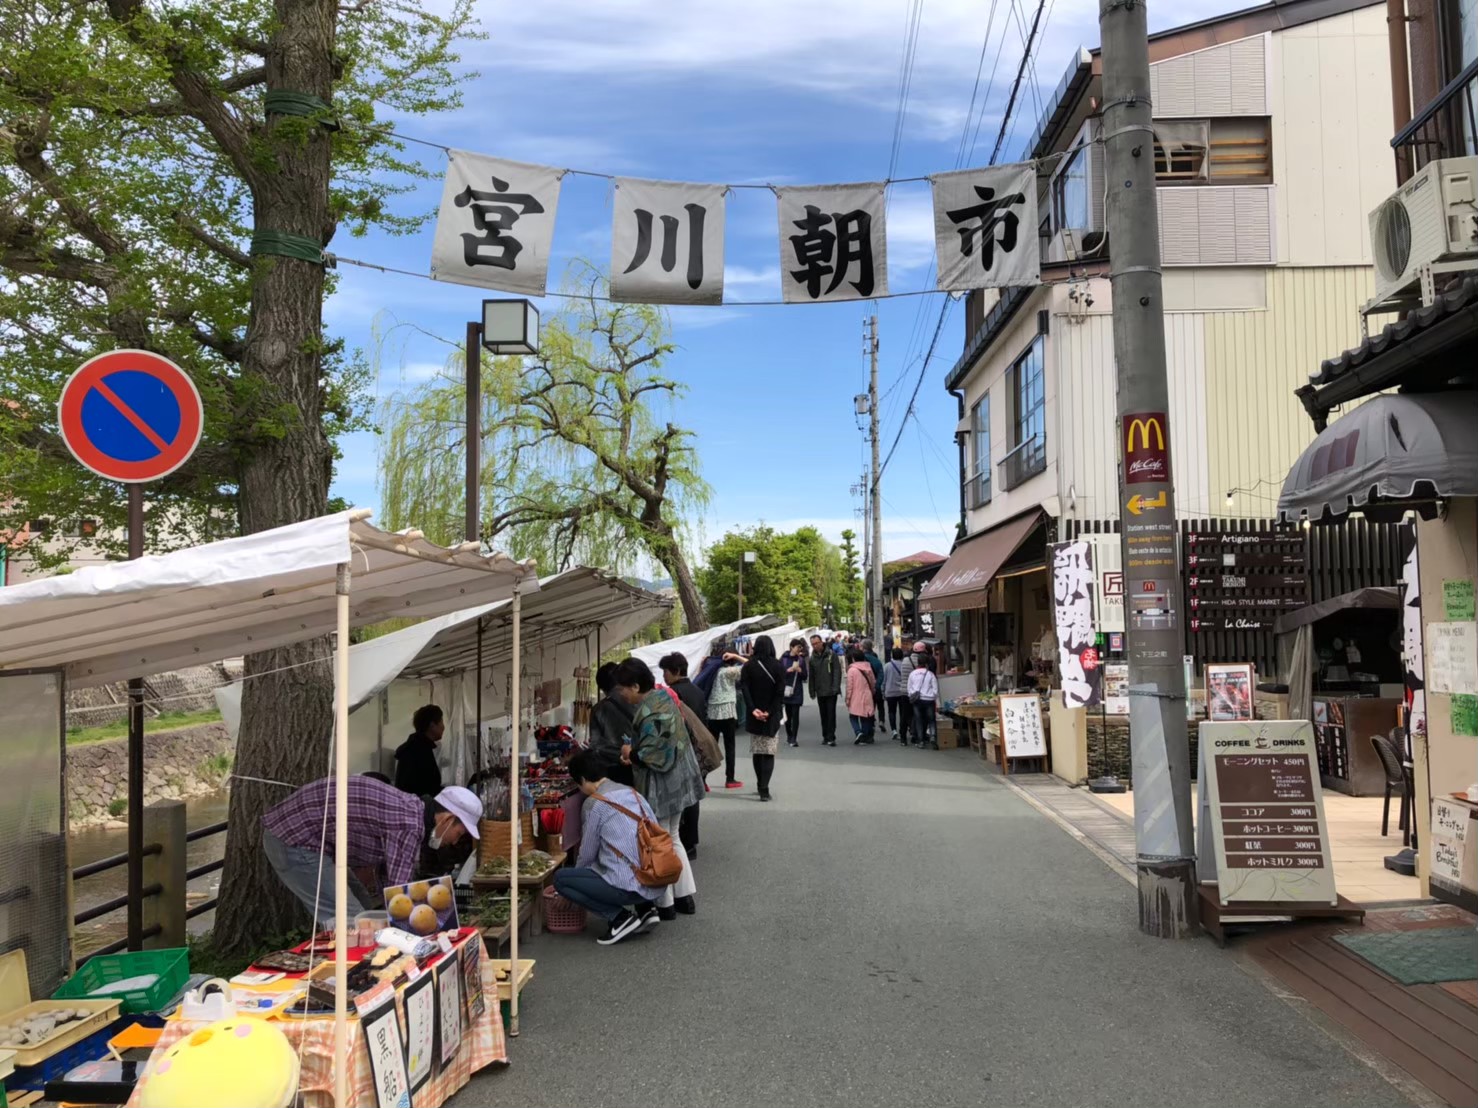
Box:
[739,636,787,801]
[613,657,701,918]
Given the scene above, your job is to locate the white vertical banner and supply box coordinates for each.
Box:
[930,163,1039,291]
[610,178,726,305]
[430,151,563,295]
[776,183,888,303]
[1091,534,1125,634]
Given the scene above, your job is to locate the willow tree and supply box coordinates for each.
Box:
[380,264,710,628]
[0,0,478,955]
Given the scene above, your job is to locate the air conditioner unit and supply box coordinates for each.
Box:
[1370,156,1478,307]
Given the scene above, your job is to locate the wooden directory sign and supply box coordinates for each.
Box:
[1200,720,1337,906]
[998,694,1047,773]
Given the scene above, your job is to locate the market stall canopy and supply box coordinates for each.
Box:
[627,614,783,675]
[1272,587,1400,635]
[212,566,668,735]
[1278,392,1478,523]
[918,511,1042,613]
[0,510,539,689]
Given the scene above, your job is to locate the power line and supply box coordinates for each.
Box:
[990,0,1049,164]
[886,0,928,182]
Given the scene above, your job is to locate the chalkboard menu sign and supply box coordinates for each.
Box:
[1187,530,1307,634]
[1201,721,1337,906]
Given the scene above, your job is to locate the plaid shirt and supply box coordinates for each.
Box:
[262,776,428,887]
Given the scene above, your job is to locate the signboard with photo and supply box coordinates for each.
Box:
[1103,663,1129,716]
[383,874,459,937]
[1201,720,1337,906]
[1206,663,1254,722]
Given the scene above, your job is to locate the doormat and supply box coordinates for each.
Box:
[1332,926,1478,985]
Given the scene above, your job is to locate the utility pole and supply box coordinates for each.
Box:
[1101,0,1200,938]
[867,316,884,644]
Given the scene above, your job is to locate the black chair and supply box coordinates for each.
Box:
[1370,733,1411,841]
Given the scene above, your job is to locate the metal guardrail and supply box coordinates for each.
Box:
[1393,57,1478,175]
[71,813,228,956]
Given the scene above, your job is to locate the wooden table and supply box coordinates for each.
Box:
[472,852,566,935]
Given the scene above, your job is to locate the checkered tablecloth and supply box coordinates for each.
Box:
[127,934,508,1107]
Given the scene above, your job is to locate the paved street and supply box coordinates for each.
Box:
[462,714,1412,1108]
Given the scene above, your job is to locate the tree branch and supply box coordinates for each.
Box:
[9,116,127,258]
[173,210,251,268]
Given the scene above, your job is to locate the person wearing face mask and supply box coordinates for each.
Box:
[261,776,482,927]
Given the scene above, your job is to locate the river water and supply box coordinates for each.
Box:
[69,790,231,956]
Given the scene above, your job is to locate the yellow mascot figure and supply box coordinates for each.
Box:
[137,1017,299,1108]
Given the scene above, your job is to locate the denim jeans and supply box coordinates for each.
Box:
[913,700,937,744]
[553,866,652,922]
[262,830,371,927]
[886,696,912,742]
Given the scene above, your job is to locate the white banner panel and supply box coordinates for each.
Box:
[930,163,1039,291]
[431,152,562,295]
[775,183,888,303]
[610,178,726,305]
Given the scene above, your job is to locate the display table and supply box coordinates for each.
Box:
[125,931,507,1108]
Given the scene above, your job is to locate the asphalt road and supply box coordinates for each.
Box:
[459,713,1411,1108]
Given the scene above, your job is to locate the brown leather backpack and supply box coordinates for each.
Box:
[590,793,684,887]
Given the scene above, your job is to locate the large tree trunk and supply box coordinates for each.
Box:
[212,0,338,959]
[646,520,704,631]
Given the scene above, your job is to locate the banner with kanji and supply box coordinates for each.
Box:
[611,178,726,305]
[775,183,888,303]
[431,152,563,295]
[929,163,1039,291]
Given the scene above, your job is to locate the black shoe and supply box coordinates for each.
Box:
[788,741,798,747]
[657,905,678,921]
[597,909,643,946]
[853,736,864,745]
[760,791,772,802]
[861,736,875,744]
[637,905,661,934]
[674,895,697,916]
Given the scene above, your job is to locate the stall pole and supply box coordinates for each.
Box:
[333,564,352,1108]
[475,617,485,784]
[465,320,482,545]
[509,579,522,1035]
[126,483,145,951]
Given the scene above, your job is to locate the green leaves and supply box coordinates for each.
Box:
[698,525,848,627]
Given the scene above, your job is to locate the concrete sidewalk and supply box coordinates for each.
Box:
[457,715,1413,1108]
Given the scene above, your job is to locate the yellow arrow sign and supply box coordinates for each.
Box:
[1127,491,1167,516]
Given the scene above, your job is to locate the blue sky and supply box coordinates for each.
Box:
[326,0,1229,566]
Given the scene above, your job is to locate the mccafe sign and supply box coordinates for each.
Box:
[1122,412,1170,485]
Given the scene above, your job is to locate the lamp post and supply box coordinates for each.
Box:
[739,550,756,618]
[465,298,540,545]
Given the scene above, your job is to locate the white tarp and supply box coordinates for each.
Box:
[216,567,669,742]
[628,615,783,676]
[0,510,539,688]
[776,183,888,303]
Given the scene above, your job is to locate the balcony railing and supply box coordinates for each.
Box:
[998,434,1046,492]
[1393,57,1478,175]
[967,469,992,509]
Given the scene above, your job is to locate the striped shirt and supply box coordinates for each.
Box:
[577,781,658,897]
[261,776,427,887]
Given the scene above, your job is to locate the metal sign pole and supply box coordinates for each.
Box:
[126,483,145,951]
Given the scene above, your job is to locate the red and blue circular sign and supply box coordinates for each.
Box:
[58,350,204,483]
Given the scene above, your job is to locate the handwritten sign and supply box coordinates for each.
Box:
[1426,621,1478,696]
[437,962,463,1069]
[361,998,411,1108]
[998,694,1047,759]
[1444,579,1476,621]
[403,969,436,1093]
[1430,799,1470,890]
[1202,721,1337,906]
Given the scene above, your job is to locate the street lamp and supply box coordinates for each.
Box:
[465,299,540,543]
[739,550,756,618]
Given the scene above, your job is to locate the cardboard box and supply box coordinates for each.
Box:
[935,725,960,749]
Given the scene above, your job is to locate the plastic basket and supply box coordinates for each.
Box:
[541,887,587,934]
[53,948,189,1015]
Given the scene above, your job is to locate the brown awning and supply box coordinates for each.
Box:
[918,511,1042,613]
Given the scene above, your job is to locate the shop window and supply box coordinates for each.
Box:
[969,395,991,508]
[1050,146,1090,233]
[1000,336,1046,491]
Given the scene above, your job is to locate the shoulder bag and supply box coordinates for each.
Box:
[590,793,684,887]
[676,700,724,776]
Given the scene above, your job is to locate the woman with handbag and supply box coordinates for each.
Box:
[780,638,809,748]
[614,657,702,918]
[739,637,787,801]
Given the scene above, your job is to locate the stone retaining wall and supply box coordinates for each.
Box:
[68,722,233,829]
[66,661,241,730]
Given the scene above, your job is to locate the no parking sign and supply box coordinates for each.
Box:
[58,349,203,482]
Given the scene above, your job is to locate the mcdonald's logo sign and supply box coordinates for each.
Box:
[1122,412,1170,485]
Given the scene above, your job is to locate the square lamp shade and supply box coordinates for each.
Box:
[481,298,539,356]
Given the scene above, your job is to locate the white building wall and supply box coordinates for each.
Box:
[1270,5,1396,265]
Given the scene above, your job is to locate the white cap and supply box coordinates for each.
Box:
[435,786,483,839]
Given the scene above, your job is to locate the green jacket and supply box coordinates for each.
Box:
[808,647,843,699]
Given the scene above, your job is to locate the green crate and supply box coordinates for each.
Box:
[53,948,189,1014]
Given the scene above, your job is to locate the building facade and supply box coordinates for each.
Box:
[922,0,1404,689]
